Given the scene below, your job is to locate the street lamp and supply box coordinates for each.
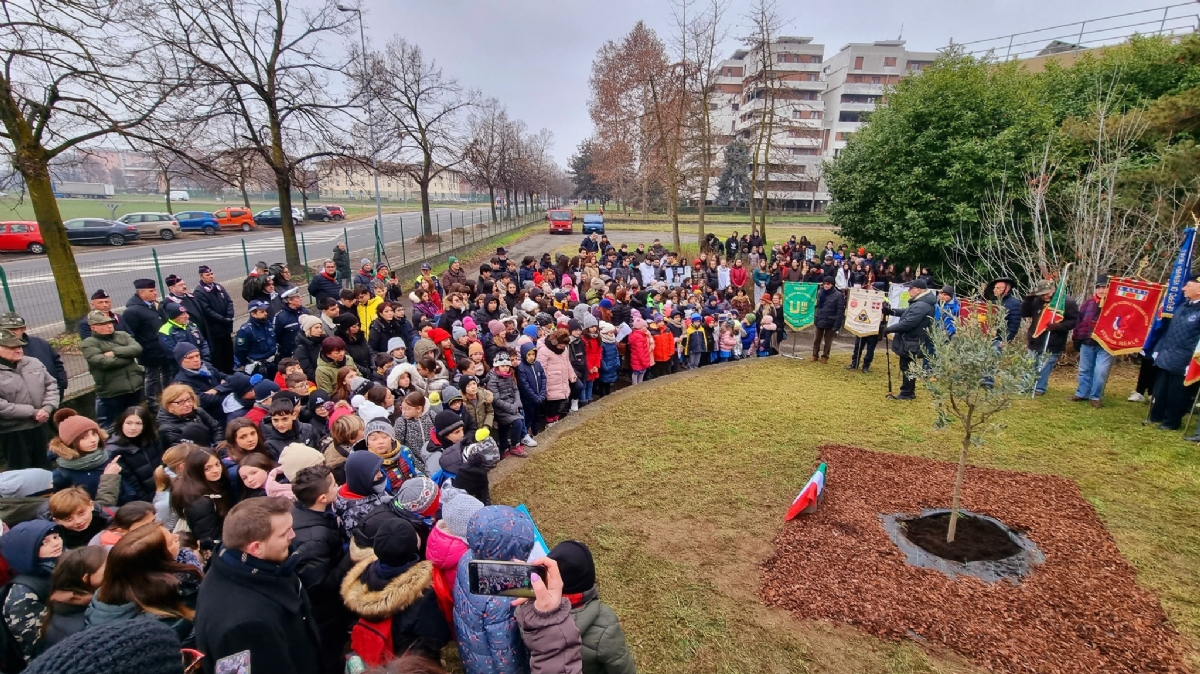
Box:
[338,4,385,249]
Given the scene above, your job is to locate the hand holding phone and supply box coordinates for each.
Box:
[468,559,547,599]
[510,556,564,612]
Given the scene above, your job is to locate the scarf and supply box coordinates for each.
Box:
[57,449,109,472]
[601,332,617,344]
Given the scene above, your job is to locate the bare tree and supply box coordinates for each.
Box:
[143,0,354,271]
[463,99,509,223]
[743,0,783,240]
[0,0,177,329]
[368,37,475,239]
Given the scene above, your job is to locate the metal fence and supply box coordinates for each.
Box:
[0,206,547,398]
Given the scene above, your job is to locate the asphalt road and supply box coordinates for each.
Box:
[2,206,498,335]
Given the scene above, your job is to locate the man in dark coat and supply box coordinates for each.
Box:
[166,274,210,343]
[1021,278,1079,396]
[811,277,845,363]
[984,276,1023,344]
[332,242,352,288]
[76,288,129,339]
[1150,277,1200,433]
[195,265,236,374]
[274,288,307,359]
[195,496,321,674]
[308,259,343,304]
[882,279,937,400]
[0,312,67,397]
[123,279,171,412]
[290,466,353,674]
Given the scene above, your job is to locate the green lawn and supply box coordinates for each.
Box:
[493,358,1200,674]
[0,195,482,224]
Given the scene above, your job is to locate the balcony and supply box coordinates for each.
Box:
[837,102,877,112]
[841,82,887,95]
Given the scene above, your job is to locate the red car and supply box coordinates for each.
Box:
[323,204,346,220]
[0,221,45,254]
[548,209,573,234]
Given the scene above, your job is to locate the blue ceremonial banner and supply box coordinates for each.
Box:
[1143,227,1195,354]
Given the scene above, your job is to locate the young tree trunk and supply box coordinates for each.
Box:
[420,179,434,238]
[273,170,301,272]
[163,175,173,214]
[239,174,251,208]
[488,185,497,222]
[947,424,972,543]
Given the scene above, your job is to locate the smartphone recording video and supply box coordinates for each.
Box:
[468,559,546,598]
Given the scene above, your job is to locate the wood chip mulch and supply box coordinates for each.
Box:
[759,445,1190,674]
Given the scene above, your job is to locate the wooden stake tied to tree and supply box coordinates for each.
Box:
[909,303,1034,542]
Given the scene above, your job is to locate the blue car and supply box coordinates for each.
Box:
[582,213,604,234]
[173,210,222,235]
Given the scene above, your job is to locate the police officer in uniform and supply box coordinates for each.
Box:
[235,300,278,377]
[195,265,236,373]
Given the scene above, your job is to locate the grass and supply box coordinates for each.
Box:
[0,194,481,224]
[493,357,1200,674]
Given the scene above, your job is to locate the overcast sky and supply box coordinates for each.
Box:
[358,0,1183,165]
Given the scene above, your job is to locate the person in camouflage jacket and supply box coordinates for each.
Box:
[0,519,62,660]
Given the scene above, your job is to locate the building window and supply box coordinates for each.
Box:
[839,111,862,122]
[884,56,897,67]
[789,148,819,156]
[791,109,801,119]
[810,55,822,64]
[906,61,929,72]
[854,56,864,70]
[731,103,739,111]
[809,110,821,119]
[709,103,718,111]
[871,76,881,84]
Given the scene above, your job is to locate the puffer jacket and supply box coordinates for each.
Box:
[0,356,59,433]
[516,344,547,406]
[570,588,637,674]
[652,331,675,363]
[262,420,321,459]
[537,338,576,401]
[295,333,325,382]
[486,371,523,426]
[885,291,937,356]
[453,506,535,674]
[316,354,356,394]
[426,521,469,590]
[341,557,451,661]
[104,435,159,504]
[156,407,223,448]
[1152,299,1200,374]
[80,330,144,398]
[628,330,652,371]
[599,342,619,384]
[814,287,846,330]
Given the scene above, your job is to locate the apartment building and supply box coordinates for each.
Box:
[318,159,465,201]
[821,41,936,158]
[711,37,934,210]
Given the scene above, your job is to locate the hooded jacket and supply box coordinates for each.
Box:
[332,452,391,542]
[0,355,59,433]
[426,521,469,590]
[1,520,55,658]
[453,506,536,674]
[570,587,636,674]
[516,343,547,405]
[341,557,451,661]
[486,369,523,426]
[537,336,576,401]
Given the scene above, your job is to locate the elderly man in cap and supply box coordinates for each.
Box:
[0,312,66,397]
[235,300,278,376]
[166,273,210,343]
[195,265,236,373]
[0,328,59,469]
[881,278,937,400]
[124,279,172,411]
[273,286,308,359]
[80,310,144,427]
[1021,278,1078,396]
[76,289,127,339]
[158,301,211,376]
[1148,276,1200,433]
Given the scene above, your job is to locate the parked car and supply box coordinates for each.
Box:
[0,221,46,254]
[323,204,345,220]
[548,209,573,234]
[582,213,604,235]
[62,218,140,246]
[304,206,333,222]
[253,207,306,227]
[213,207,256,231]
[116,212,181,240]
[173,210,222,235]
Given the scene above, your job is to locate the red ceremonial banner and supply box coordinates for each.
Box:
[957,299,990,334]
[1093,277,1165,356]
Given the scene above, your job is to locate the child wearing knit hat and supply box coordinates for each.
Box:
[364,419,420,491]
[48,409,119,502]
[547,539,636,674]
[425,485,483,591]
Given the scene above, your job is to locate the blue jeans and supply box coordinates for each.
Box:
[1030,350,1061,394]
[1074,343,1113,400]
[581,379,594,402]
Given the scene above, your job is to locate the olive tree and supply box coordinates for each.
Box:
[908,305,1034,542]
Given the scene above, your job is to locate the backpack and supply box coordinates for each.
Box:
[0,584,28,673]
[349,616,394,668]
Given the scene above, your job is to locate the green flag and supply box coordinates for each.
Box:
[783,282,818,331]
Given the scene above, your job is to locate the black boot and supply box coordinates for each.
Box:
[846,362,858,370]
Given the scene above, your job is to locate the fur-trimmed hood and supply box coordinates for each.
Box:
[341,558,434,619]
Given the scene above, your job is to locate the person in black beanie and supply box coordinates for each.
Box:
[24,616,185,674]
[547,540,636,674]
[340,518,451,665]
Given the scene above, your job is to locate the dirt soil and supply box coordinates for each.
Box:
[902,512,1022,563]
[760,445,1190,674]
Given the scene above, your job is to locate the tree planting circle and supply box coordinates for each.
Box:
[881,509,1043,583]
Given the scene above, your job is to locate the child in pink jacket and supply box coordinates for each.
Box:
[536,328,577,425]
[718,325,738,363]
[628,315,654,385]
[425,485,485,590]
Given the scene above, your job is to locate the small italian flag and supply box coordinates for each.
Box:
[1033,268,1071,339]
[785,463,827,521]
[1186,336,1200,386]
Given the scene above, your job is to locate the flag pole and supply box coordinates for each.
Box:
[1182,384,1200,438]
[1033,264,1070,399]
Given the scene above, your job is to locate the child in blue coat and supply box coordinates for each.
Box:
[516,342,547,437]
[596,322,620,397]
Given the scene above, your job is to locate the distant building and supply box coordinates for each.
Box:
[316,158,465,201]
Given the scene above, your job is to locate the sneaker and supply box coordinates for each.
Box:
[521,433,538,447]
[861,366,871,374]
[506,446,529,458]
[547,419,559,428]
[846,364,858,370]
[570,400,579,412]
[1089,399,1103,409]
[1128,392,1145,403]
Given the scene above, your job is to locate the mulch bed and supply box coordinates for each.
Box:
[759,445,1190,674]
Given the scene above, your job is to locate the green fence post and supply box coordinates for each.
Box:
[300,231,311,294]
[436,213,441,254]
[343,227,350,256]
[151,248,165,292]
[399,215,406,264]
[0,266,13,312]
[240,239,250,276]
[376,218,385,262]
[420,215,425,260]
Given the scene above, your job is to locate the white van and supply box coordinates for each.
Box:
[169,190,190,202]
